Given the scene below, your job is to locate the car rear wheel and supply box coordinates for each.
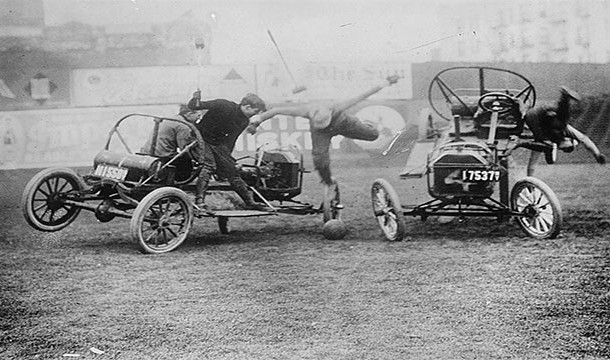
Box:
[371,178,406,241]
[21,167,85,232]
[511,176,562,239]
[131,187,194,254]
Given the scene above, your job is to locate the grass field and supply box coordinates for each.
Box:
[0,152,609,359]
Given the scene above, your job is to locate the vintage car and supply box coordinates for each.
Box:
[372,66,562,241]
[21,113,342,254]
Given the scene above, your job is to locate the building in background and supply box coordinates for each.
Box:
[0,0,213,111]
[434,0,610,63]
[0,0,44,50]
[0,0,212,67]
[3,0,610,65]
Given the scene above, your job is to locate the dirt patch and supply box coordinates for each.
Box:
[1,160,609,359]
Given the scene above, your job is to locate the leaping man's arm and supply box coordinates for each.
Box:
[247,106,309,134]
[332,75,401,113]
[566,124,606,163]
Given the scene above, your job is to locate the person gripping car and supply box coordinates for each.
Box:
[187,91,269,214]
[523,86,606,176]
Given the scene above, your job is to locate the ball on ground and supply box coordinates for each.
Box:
[322,219,348,240]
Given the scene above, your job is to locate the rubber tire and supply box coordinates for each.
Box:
[21,167,85,232]
[371,178,406,241]
[322,181,341,223]
[510,176,562,239]
[131,187,194,254]
[218,217,231,234]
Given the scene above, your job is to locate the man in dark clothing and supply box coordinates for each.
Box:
[187,91,268,213]
[523,86,606,176]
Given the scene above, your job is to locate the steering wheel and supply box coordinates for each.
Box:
[478,92,517,114]
[427,67,536,122]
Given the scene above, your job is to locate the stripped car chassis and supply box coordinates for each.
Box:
[22,113,342,254]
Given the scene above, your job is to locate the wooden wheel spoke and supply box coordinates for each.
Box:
[144,229,158,244]
[46,178,57,193]
[160,228,169,244]
[37,186,51,197]
[166,227,179,238]
[44,208,56,222]
[57,179,70,193]
[33,202,48,212]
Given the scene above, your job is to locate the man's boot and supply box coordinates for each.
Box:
[544,143,557,165]
[231,178,271,211]
[193,170,213,216]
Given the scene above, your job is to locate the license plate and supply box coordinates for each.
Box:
[94,164,128,180]
[460,169,500,182]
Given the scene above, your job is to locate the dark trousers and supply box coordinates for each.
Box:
[195,142,254,205]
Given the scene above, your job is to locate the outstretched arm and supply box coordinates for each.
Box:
[566,124,606,164]
[247,106,309,134]
[333,75,401,113]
